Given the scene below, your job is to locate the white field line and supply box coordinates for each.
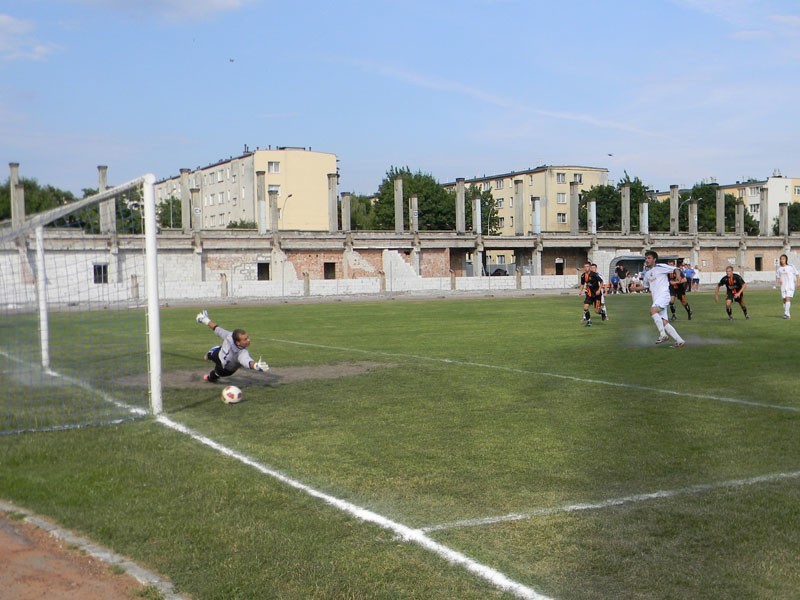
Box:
[422,469,800,533]
[267,338,800,413]
[156,415,551,600]
[2,350,550,599]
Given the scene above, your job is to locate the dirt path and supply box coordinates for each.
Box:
[0,507,169,600]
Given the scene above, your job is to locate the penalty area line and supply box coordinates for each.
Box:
[422,469,800,533]
[155,415,552,600]
[267,338,800,414]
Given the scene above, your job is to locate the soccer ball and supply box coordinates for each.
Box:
[221,385,243,404]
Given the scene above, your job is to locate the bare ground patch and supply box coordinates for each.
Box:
[119,361,387,390]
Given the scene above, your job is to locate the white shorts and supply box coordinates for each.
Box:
[781,285,795,299]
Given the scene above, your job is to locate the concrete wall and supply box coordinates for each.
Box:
[1,230,794,308]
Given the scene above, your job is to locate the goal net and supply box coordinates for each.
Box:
[0,175,162,435]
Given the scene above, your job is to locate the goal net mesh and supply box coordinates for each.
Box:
[0,178,156,435]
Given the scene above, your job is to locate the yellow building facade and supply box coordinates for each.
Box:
[444,165,609,235]
[154,147,338,230]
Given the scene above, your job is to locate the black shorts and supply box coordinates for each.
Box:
[726,291,745,303]
[671,284,687,298]
[584,293,601,306]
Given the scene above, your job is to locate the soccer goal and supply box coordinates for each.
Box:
[0,174,162,435]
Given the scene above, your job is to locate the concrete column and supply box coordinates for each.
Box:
[9,163,23,228]
[621,184,631,235]
[328,173,339,233]
[716,188,725,235]
[341,192,352,232]
[688,198,698,235]
[411,236,421,275]
[455,178,466,234]
[473,242,485,277]
[639,199,649,235]
[779,202,789,237]
[256,171,267,234]
[759,187,769,236]
[735,200,745,236]
[737,242,747,270]
[394,176,404,234]
[533,197,541,234]
[531,244,542,276]
[14,184,24,229]
[268,189,279,232]
[587,199,597,234]
[514,179,524,236]
[669,185,679,235]
[98,165,115,233]
[410,195,419,233]
[472,194,482,236]
[190,188,201,232]
[569,182,580,235]
[180,168,191,232]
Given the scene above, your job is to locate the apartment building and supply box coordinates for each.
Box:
[154,147,338,230]
[652,172,800,229]
[444,165,609,235]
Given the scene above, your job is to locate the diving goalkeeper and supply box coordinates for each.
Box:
[196,309,269,382]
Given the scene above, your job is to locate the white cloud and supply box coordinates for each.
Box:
[0,14,57,62]
[349,59,655,136]
[68,0,255,22]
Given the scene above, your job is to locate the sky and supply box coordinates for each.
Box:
[3,0,800,197]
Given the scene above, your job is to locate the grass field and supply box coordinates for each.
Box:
[2,288,800,599]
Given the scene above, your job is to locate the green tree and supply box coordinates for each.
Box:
[578,172,651,231]
[0,177,76,221]
[157,197,183,229]
[772,202,800,235]
[348,193,379,230]
[372,166,456,230]
[676,183,758,234]
[227,219,257,229]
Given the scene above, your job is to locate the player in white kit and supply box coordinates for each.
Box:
[776,254,800,319]
[631,250,686,348]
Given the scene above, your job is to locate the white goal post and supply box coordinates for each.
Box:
[0,174,162,435]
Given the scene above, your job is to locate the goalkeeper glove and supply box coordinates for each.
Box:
[196,309,211,326]
[253,356,269,372]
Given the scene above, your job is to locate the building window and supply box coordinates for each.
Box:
[755,256,763,271]
[748,187,760,196]
[556,172,566,184]
[323,262,336,279]
[497,217,505,228]
[257,262,270,281]
[232,195,237,206]
[509,216,514,227]
[509,198,513,208]
[496,198,504,209]
[482,182,491,191]
[218,169,224,181]
[93,264,108,284]
[750,204,759,213]
[495,179,504,190]
[795,186,800,195]
[497,255,506,264]
[557,213,567,224]
[573,173,583,183]
[268,161,280,174]
[557,193,567,204]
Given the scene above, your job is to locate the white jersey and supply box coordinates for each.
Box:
[642,263,675,308]
[213,326,254,372]
[776,264,798,296]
